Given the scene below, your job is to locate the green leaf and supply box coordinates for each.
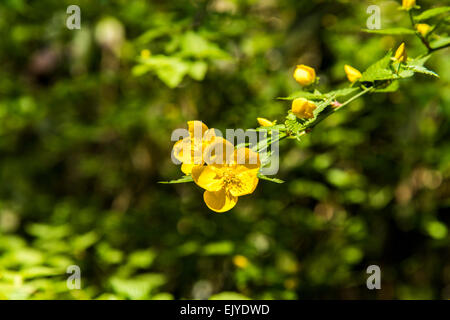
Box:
[360,51,395,82]
[405,65,439,78]
[188,61,208,81]
[414,6,450,21]
[133,55,190,88]
[325,87,359,99]
[110,274,166,300]
[285,112,305,135]
[430,37,450,49]
[362,28,416,35]
[158,175,194,184]
[202,241,234,255]
[179,31,230,59]
[257,173,284,184]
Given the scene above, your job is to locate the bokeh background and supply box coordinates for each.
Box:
[0,0,449,299]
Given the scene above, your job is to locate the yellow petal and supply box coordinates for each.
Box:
[394,43,407,62]
[172,137,192,163]
[344,64,362,83]
[291,98,316,119]
[257,117,274,127]
[230,148,260,171]
[293,65,316,86]
[203,137,235,165]
[229,170,259,197]
[181,163,196,175]
[188,121,209,139]
[402,0,415,10]
[416,24,430,37]
[191,165,223,192]
[203,189,238,212]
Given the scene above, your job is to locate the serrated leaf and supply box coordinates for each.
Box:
[406,65,439,78]
[257,173,284,184]
[362,28,416,35]
[397,69,415,79]
[414,6,450,21]
[360,52,395,82]
[325,87,359,99]
[159,175,193,184]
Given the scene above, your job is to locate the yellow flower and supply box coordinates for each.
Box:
[172,121,216,174]
[416,23,431,37]
[344,64,362,83]
[402,0,416,10]
[257,117,274,127]
[291,97,317,119]
[191,139,261,212]
[293,64,316,86]
[233,255,249,268]
[394,42,407,62]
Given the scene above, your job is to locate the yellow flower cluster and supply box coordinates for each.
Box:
[172,121,261,212]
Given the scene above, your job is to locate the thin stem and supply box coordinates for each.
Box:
[409,11,432,52]
[429,42,450,53]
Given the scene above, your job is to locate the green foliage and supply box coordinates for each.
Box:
[415,6,450,21]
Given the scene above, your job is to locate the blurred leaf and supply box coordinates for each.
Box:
[414,6,450,21]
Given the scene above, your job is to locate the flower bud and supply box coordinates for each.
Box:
[402,0,416,10]
[257,117,275,127]
[344,65,362,83]
[293,64,316,86]
[394,42,407,62]
[416,23,431,37]
[291,98,317,119]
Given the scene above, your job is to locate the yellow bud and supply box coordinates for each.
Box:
[394,42,407,62]
[402,0,416,10]
[233,255,249,269]
[344,64,362,83]
[140,49,151,58]
[291,98,317,119]
[416,23,431,37]
[257,117,274,127]
[293,64,316,86]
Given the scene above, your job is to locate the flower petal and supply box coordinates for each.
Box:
[229,171,259,197]
[191,165,223,192]
[203,137,235,165]
[230,148,260,172]
[181,163,195,175]
[188,121,209,139]
[203,189,238,212]
[172,137,192,163]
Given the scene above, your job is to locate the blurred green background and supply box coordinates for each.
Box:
[0,0,449,300]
